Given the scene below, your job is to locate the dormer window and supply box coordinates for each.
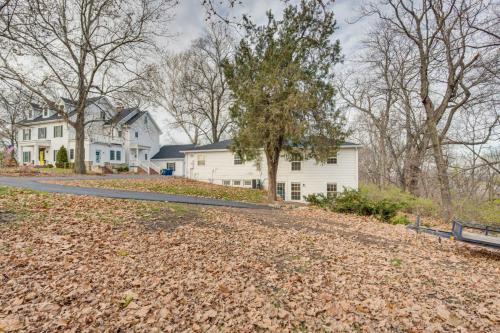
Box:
[43,108,49,118]
[144,116,148,124]
[28,109,33,119]
[100,111,106,120]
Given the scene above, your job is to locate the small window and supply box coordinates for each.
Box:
[222,180,231,186]
[234,154,243,165]
[23,151,31,163]
[327,183,337,198]
[116,151,121,161]
[291,182,301,201]
[145,154,148,160]
[197,155,205,166]
[144,116,148,124]
[53,150,58,161]
[277,182,286,199]
[291,153,301,171]
[38,127,46,139]
[135,131,139,138]
[100,111,106,120]
[117,130,122,138]
[53,125,63,138]
[233,180,241,186]
[166,162,176,171]
[244,180,252,186]
[28,110,33,119]
[110,150,115,161]
[327,154,338,164]
[23,129,31,140]
[69,149,74,160]
[43,108,48,117]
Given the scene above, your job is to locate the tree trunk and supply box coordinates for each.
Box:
[265,145,281,202]
[73,115,86,174]
[428,122,453,221]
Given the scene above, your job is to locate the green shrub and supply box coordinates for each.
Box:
[390,214,411,225]
[373,199,401,222]
[116,166,129,173]
[304,193,331,208]
[332,189,374,216]
[56,146,68,168]
[46,164,54,168]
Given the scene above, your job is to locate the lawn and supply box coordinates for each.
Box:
[45,177,268,203]
[0,166,75,177]
[0,187,499,332]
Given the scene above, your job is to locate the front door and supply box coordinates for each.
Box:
[39,149,45,166]
[95,150,101,164]
[277,182,286,200]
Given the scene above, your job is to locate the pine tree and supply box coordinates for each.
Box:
[224,0,347,201]
[56,145,69,168]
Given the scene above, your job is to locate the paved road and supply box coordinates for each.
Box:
[0,175,270,209]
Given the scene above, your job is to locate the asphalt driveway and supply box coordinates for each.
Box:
[0,175,270,209]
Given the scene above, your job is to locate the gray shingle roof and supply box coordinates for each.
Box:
[152,144,196,159]
[182,139,361,151]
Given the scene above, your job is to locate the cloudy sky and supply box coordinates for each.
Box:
[157,0,372,144]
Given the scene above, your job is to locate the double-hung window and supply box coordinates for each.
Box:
[38,127,47,139]
[110,150,115,161]
[134,131,139,138]
[116,151,121,161]
[291,153,302,171]
[234,154,243,165]
[291,182,301,201]
[327,154,338,165]
[22,129,31,141]
[23,151,31,163]
[233,180,241,186]
[222,180,231,186]
[70,149,74,160]
[327,183,338,198]
[197,155,205,166]
[166,162,176,171]
[53,125,63,138]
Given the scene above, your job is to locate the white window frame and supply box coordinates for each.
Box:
[38,127,47,139]
[23,151,31,163]
[327,154,338,165]
[69,149,74,160]
[291,182,301,201]
[110,150,115,161]
[116,151,121,161]
[290,153,302,171]
[233,180,241,186]
[277,182,286,199]
[234,154,243,165]
[134,131,139,138]
[222,180,231,186]
[244,180,252,186]
[327,183,337,198]
[53,125,63,138]
[23,129,31,141]
[43,108,49,118]
[197,154,205,166]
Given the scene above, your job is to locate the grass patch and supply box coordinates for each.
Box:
[49,177,268,203]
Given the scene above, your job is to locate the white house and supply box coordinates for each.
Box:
[151,139,360,202]
[17,97,161,172]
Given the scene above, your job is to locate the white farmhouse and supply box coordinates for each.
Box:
[151,139,360,201]
[17,97,161,172]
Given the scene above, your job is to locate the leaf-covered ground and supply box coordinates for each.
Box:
[0,167,75,177]
[0,187,499,332]
[45,177,268,203]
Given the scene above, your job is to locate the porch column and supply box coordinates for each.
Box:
[34,144,39,165]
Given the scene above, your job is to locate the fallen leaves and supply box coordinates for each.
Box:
[0,189,499,332]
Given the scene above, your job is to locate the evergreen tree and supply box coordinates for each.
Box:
[224,0,347,201]
[56,145,68,168]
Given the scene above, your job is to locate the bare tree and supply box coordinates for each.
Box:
[365,0,499,220]
[149,23,233,144]
[0,0,176,173]
[0,84,29,152]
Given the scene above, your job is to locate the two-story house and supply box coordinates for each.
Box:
[18,97,161,172]
[150,139,360,202]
